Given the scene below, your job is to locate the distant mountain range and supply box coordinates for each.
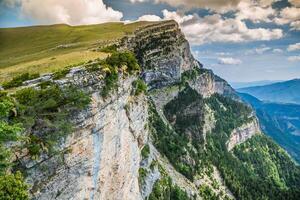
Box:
[238,79,300,104]
[239,92,300,163]
[230,80,281,89]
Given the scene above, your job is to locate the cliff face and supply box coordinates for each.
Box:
[122,20,201,89]
[21,69,148,200]
[18,20,263,200]
[227,118,260,151]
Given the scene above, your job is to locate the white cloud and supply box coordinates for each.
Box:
[236,1,275,23]
[273,48,283,53]
[288,55,300,62]
[255,46,271,54]
[138,15,162,21]
[216,52,232,56]
[291,21,300,30]
[244,45,274,55]
[130,0,146,2]
[5,0,123,25]
[155,0,242,13]
[218,57,242,65]
[274,7,300,25]
[161,10,283,45]
[288,43,300,51]
[162,9,193,24]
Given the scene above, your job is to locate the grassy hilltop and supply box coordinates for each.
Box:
[0,21,155,82]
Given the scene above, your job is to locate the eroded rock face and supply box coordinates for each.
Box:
[122,20,201,89]
[188,69,237,99]
[16,20,261,200]
[21,71,149,200]
[227,119,261,151]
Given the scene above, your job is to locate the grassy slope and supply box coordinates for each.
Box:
[0,21,155,82]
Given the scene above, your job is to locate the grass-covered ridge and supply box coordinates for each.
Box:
[0,21,157,82]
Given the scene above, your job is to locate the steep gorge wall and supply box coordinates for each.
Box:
[16,20,262,200]
[20,69,149,200]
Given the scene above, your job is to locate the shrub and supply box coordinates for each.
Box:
[38,81,53,89]
[141,144,150,160]
[132,79,147,96]
[100,44,118,53]
[52,68,71,80]
[0,144,12,173]
[106,51,140,73]
[2,73,40,89]
[13,85,90,157]
[101,66,119,98]
[0,171,29,200]
[138,168,148,186]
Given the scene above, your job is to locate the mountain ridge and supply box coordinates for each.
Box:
[0,20,299,200]
[239,92,300,163]
[238,78,300,104]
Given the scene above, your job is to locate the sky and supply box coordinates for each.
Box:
[0,0,300,82]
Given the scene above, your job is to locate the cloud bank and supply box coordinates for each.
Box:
[2,0,123,25]
[218,57,242,65]
[140,10,283,45]
[288,55,300,62]
[288,43,300,51]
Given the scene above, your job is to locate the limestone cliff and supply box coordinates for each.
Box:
[121,20,201,89]
[227,118,261,151]
[15,20,263,200]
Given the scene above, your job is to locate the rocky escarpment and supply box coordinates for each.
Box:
[12,20,268,200]
[227,118,260,151]
[188,68,237,99]
[19,68,149,200]
[122,20,201,89]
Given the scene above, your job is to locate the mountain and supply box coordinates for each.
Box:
[238,79,300,104]
[0,20,300,200]
[230,80,281,89]
[239,92,300,163]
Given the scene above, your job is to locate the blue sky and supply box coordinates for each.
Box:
[0,0,300,82]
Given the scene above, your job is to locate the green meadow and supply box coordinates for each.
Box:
[0,21,155,82]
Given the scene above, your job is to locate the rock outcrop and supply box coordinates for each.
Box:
[19,69,148,200]
[122,20,201,89]
[188,69,237,99]
[227,118,261,151]
[15,20,263,200]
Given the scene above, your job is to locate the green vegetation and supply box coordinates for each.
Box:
[199,185,218,200]
[141,144,150,160]
[156,86,209,180]
[181,67,201,82]
[0,93,28,198]
[98,51,140,97]
[0,171,29,200]
[2,73,39,89]
[132,79,147,96]
[100,44,118,53]
[101,66,119,97]
[52,67,71,80]
[14,85,90,157]
[0,83,90,199]
[148,165,191,200]
[148,96,194,180]
[205,95,300,200]
[150,84,300,199]
[139,167,148,186]
[106,51,140,73]
[0,21,157,82]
